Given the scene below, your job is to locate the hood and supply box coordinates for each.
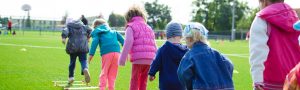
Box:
[165,41,189,60]
[67,20,84,29]
[91,24,110,37]
[258,3,299,32]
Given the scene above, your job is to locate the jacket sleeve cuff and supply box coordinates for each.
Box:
[253,82,264,88]
[148,70,156,76]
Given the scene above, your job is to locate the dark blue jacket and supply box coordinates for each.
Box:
[177,41,234,90]
[148,41,189,90]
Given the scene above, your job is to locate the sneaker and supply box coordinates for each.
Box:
[67,77,74,86]
[83,69,90,83]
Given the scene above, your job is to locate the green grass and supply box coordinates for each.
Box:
[0,31,251,90]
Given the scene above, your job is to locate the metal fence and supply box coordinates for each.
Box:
[0,16,249,41]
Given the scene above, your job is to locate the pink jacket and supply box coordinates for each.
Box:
[250,3,300,89]
[118,16,157,66]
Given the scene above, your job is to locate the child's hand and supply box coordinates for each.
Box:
[254,83,264,90]
[254,86,263,90]
[149,76,155,81]
[62,38,66,44]
[87,38,90,43]
[118,59,125,66]
[88,55,93,64]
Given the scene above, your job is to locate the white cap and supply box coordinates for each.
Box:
[183,22,209,38]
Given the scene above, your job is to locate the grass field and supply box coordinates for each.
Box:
[0,31,252,90]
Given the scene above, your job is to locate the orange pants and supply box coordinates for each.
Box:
[99,52,120,90]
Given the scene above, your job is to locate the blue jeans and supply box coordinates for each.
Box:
[69,53,88,78]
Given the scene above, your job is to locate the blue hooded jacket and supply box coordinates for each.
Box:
[148,41,189,90]
[177,41,234,90]
[89,24,124,56]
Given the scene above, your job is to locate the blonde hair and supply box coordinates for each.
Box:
[124,5,148,22]
[183,22,209,46]
[92,19,106,28]
[186,29,209,45]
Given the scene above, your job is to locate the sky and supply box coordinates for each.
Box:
[0,0,299,23]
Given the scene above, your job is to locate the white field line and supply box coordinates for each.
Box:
[0,43,64,49]
[0,37,60,40]
[224,54,249,58]
[53,81,84,83]
[57,84,86,87]
[64,87,99,90]
[0,43,249,58]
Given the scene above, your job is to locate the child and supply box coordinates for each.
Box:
[249,0,300,89]
[7,20,12,34]
[148,22,188,90]
[283,21,300,90]
[118,5,157,90]
[61,17,92,85]
[283,62,300,90]
[177,22,234,90]
[88,19,124,90]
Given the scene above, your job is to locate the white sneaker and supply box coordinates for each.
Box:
[67,77,74,87]
[83,69,90,83]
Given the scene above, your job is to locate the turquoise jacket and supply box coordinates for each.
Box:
[89,24,124,56]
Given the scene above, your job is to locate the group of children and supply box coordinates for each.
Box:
[61,5,234,90]
[61,0,300,90]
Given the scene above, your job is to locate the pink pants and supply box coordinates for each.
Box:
[130,64,150,90]
[99,52,120,90]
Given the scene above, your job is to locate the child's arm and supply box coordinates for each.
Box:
[148,48,162,78]
[118,27,134,66]
[249,16,269,87]
[177,55,194,90]
[221,54,234,77]
[61,27,69,44]
[116,32,125,46]
[89,36,100,62]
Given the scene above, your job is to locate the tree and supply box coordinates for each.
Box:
[236,8,259,30]
[108,12,126,27]
[192,0,250,31]
[145,0,172,30]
